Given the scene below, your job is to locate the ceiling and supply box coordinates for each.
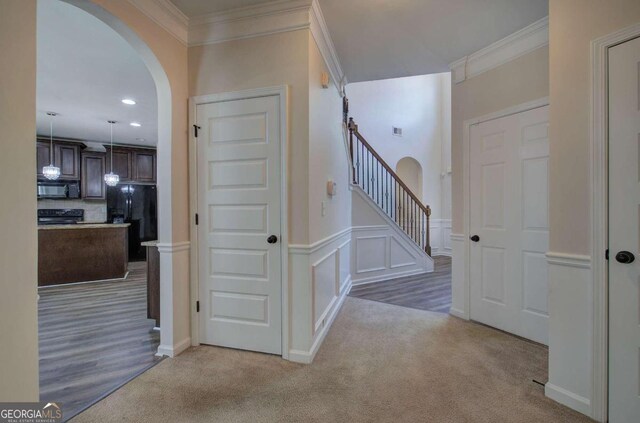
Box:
[319,0,548,82]
[36,0,547,145]
[37,0,157,147]
[169,0,548,83]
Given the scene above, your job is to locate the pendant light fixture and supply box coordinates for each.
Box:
[104,120,120,187]
[42,112,61,180]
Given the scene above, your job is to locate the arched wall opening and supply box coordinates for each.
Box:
[59,0,176,356]
[396,156,423,200]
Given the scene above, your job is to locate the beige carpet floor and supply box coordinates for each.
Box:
[72,297,593,423]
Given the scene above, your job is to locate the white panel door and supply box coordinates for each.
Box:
[469,105,549,345]
[197,95,282,355]
[609,36,640,423]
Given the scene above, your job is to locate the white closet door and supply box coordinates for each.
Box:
[469,105,549,345]
[197,95,282,355]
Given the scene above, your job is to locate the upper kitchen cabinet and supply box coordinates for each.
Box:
[36,141,52,179]
[133,150,156,183]
[36,140,80,180]
[106,148,132,182]
[54,143,80,180]
[81,152,106,200]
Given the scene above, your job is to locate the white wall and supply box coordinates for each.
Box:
[347,72,451,254]
[308,33,352,244]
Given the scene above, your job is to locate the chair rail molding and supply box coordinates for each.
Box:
[449,16,548,84]
[588,21,640,422]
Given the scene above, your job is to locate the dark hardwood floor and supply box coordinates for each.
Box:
[349,256,452,313]
[38,262,161,421]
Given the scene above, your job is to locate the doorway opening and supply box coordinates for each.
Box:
[36,1,173,419]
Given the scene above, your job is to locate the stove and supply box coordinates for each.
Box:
[38,209,84,225]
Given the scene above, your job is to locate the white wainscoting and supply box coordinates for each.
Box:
[449,233,468,319]
[430,219,452,256]
[351,225,433,286]
[288,228,352,363]
[545,252,592,416]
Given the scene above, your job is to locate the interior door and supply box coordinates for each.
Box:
[608,35,640,422]
[197,95,282,355]
[469,105,549,345]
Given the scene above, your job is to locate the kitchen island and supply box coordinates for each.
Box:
[38,223,130,286]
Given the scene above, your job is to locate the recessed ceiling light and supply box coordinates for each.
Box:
[121,99,136,105]
[130,122,141,127]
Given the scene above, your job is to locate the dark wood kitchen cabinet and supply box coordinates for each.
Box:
[36,141,52,178]
[133,150,156,183]
[36,139,80,180]
[106,148,133,182]
[54,143,80,180]
[81,152,106,200]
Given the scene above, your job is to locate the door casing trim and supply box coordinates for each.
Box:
[591,23,640,422]
[188,85,289,359]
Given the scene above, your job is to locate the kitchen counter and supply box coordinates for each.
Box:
[38,224,129,286]
[38,223,130,230]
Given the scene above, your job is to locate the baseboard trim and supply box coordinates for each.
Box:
[351,268,427,286]
[449,307,469,320]
[288,278,352,364]
[545,383,591,416]
[156,337,191,358]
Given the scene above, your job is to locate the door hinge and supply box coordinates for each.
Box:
[605,249,609,260]
[193,124,201,138]
[195,213,199,225]
[196,301,200,312]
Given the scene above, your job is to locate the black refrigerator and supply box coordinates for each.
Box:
[107,184,157,262]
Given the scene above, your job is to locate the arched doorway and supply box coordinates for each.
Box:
[35,0,177,417]
[396,157,423,200]
[60,0,176,354]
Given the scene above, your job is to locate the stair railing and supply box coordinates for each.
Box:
[348,118,431,255]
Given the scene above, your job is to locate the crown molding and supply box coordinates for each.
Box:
[126,0,189,46]
[449,16,548,84]
[188,0,313,46]
[309,0,346,88]
[187,0,345,87]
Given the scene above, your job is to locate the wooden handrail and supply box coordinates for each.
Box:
[349,118,431,217]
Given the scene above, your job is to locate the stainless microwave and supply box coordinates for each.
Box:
[37,181,80,199]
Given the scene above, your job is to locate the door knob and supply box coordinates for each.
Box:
[470,235,480,242]
[615,251,635,264]
[267,235,278,244]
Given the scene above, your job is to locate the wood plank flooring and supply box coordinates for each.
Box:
[349,256,451,312]
[38,262,161,422]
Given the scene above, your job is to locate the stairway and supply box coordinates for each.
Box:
[347,117,432,257]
